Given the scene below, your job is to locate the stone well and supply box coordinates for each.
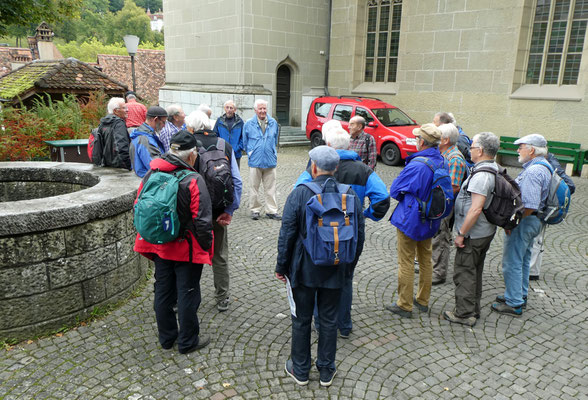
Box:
[0,162,148,340]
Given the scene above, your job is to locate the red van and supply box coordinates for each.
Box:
[306,96,419,165]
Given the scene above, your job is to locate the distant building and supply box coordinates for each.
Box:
[147,9,164,32]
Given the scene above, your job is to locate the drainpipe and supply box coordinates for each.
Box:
[324,0,332,96]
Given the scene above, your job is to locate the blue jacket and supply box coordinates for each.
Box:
[129,123,165,178]
[389,147,445,241]
[276,174,365,289]
[243,115,278,168]
[213,114,244,159]
[294,149,390,221]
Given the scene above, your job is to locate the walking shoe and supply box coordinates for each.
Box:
[178,335,210,354]
[413,297,428,312]
[432,277,446,285]
[339,330,351,339]
[529,275,539,281]
[251,212,260,220]
[385,304,412,318]
[266,213,282,220]
[495,295,527,309]
[443,310,476,327]
[217,298,229,312]
[319,368,337,387]
[491,302,523,316]
[284,360,309,386]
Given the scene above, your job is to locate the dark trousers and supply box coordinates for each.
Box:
[313,270,353,335]
[291,285,341,379]
[153,256,204,352]
[236,157,241,169]
[453,234,494,318]
[212,220,230,303]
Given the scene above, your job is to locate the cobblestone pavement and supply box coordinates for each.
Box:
[2,147,588,399]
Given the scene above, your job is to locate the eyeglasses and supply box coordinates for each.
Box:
[470,146,481,150]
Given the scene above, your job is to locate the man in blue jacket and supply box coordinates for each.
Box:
[129,106,167,178]
[294,126,389,337]
[276,145,365,387]
[214,100,244,169]
[243,99,281,220]
[386,123,444,318]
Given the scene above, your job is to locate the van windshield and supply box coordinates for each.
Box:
[371,108,416,127]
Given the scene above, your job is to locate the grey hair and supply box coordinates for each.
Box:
[224,99,236,108]
[422,137,440,148]
[532,146,548,157]
[169,147,197,161]
[107,97,125,114]
[349,115,366,128]
[197,104,212,115]
[438,123,459,145]
[474,132,500,157]
[166,104,183,123]
[126,93,136,100]
[447,112,457,126]
[254,99,268,110]
[435,112,453,125]
[325,127,350,150]
[186,110,212,131]
[321,119,343,140]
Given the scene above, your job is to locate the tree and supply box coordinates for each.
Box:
[0,0,83,37]
[106,0,153,44]
[134,0,162,12]
[108,0,124,12]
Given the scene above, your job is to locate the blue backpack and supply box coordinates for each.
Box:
[412,157,454,221]
[300,178,359,266]
[536,161,571,224]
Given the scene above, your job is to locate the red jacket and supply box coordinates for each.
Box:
[126,99,147,128]
[133,154,214,265]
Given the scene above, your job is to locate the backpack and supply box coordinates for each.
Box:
[456,128,474,169]
[413,157,454,221]
[300,178,359,266]
[198,139,235,212]
[89,123,121,167]
[88,127,101,165]
[465,166,524,230]
[134,169,195,244]
[536,161,571,224]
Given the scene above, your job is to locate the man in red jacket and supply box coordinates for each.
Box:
[125,91,147,133]
[134,130,214,354]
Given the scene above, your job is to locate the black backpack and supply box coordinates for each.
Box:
[198,139,234,212]
[464,166,524,230]
[90,123,121,167]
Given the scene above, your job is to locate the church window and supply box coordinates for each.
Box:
[364,0,402,83]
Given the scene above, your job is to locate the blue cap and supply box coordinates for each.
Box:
[309,145,340,172]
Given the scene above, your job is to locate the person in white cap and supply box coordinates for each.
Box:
[491,133,551,316]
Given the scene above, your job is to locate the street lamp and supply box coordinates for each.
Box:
[123,35,140,92]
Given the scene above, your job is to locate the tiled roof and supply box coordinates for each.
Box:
[0,48,34,78]
[0,57,127,102]
[97,49,165,104]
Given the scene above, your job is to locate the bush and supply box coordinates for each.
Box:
[56,37,164,63]
[0,92,108,161]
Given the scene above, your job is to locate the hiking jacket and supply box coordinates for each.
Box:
[97,114,131,170]
[276,174,365,289]
[133,154,214,265]
[294,149,390,221]
[213,114,244,159]
[389,147,445,241]
[243,115,278,168]
[129,123,165,178]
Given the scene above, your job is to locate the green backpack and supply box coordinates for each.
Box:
[134,169,195,244]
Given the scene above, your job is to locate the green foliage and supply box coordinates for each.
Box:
[108,0,124,12]
[107,0,154,44]
[134,0,162,11]
[0,0,83,37]
[56,37,163,62]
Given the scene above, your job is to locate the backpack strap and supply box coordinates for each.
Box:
[535,160,554,175]
[462,165,497,192]
[216,138,226,152]
[412,156,435,172]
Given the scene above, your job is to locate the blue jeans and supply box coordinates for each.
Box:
[501,216,543,307]
[291,285,341,379]
[313,271,353,335]
[153,256,203,352]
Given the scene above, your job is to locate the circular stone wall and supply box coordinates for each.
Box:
[0,162,148,341]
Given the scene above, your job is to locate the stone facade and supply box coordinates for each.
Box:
[0,163,147,341]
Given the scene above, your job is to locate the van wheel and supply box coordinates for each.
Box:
[310,131,323,148]
[381,142,401,166]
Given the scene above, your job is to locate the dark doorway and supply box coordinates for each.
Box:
[276,65,291,125]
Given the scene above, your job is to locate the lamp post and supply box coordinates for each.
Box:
[123,35,140,92]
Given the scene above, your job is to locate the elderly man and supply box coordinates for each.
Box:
[95,97,131,169]
[432,123,467,285]
[348,116,377,170]
[294,127,389,338]
[125,91,147,133]
[243,99,281,220]
[386,124,445,318]
[276,145,365,387]
[492,134,551,316]
[433,112,472,166]
[214,100,244,168]
[134,130,213,354]
[130,106,167,177]
[159,104,186,152]
[442,132,500,326]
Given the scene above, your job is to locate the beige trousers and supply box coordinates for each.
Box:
[396,229,433,312]
[249,167,278,214]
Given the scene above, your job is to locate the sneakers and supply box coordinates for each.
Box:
[251,212,260,220]
[266,213,282,220]
[413,297,428,312]
[432,277,446,286]
[178,335,210,354]
[319,368,337,387]
[217,298,229,312]
[443,310,476,327]
[339,330,351,339]
[491,302,523,316]
[385,304,412,318]
[495,295,527,309]
[529,275,539,281]
[284,360,309,386]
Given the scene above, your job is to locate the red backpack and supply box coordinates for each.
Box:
[88,127,100,164]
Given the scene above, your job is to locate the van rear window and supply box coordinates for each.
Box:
[314,103,332,118]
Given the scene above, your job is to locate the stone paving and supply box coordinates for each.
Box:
[1,147,587,399]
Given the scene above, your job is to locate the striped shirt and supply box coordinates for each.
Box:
[349,131,377,170]
[442,145,467,187]
[159,121,184,153]
[516,156,551,210]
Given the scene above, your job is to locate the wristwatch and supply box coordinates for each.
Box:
[457,230,465,238]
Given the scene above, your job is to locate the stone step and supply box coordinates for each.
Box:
[279,126,309,147]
